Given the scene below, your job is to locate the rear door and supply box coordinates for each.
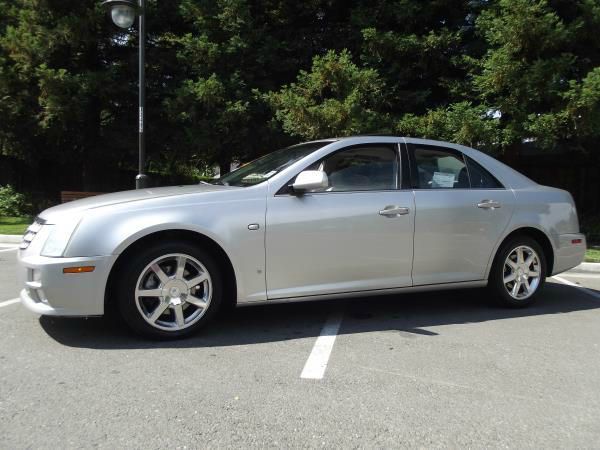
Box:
[408,143,514,285]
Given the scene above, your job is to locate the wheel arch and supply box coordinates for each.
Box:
[104,229,238,316]
[488,226,555,278]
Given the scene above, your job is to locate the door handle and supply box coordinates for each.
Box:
[379,206,410,217]
[477,200,501,209]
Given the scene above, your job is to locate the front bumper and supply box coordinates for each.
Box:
[552,233,587,275]
[18,252,116,316]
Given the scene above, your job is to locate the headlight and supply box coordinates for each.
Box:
[41,216,82,257]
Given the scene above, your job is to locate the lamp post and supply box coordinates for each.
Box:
[102,0,149,189]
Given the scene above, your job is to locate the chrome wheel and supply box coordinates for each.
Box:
[134,253,212,331]
[503,245,541,300]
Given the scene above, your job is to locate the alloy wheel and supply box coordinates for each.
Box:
[503,245,541,300]
[134,253,212,331]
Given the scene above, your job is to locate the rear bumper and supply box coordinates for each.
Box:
[17,252,116,316]
[552,233,586,275]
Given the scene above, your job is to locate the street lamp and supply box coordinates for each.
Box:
[102,0,149,189]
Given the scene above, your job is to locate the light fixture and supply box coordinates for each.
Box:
[102,0,137,29]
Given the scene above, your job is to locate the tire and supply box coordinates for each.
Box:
[488,235,547,307]
[116,240,222,339]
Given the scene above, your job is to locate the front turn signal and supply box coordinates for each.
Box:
[63,266,95,274]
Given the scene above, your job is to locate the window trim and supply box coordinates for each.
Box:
[275,142,404,196]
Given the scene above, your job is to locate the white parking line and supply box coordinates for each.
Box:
[301,311,344,380]
[552,276,600,301]
[0,298,20,308]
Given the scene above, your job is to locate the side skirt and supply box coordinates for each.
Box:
[236,280,488,307]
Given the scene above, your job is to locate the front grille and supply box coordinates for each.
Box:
[19,217,45,250]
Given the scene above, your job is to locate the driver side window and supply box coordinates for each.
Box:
[306,145,398,192]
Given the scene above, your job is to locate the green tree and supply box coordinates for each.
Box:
[266,50,389,139]
[472,0,600,156]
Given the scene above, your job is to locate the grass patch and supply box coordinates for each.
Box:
[0,216,32,235]
[585,247,600,263]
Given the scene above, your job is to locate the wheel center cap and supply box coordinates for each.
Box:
[162,280,189,301]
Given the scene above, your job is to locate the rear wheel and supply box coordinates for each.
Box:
[116,241,222,339]
[489,236,546,307]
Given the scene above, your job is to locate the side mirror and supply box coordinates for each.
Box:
[292,170,329,194]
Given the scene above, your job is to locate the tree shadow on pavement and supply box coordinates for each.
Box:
[39,281,600,350]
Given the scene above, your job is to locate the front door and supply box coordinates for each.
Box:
[265,143,414,300]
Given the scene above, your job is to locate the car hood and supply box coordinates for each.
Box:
[38,184,232,224]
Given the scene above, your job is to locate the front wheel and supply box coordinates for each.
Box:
[489,236,546,307]
[116,241,222,339]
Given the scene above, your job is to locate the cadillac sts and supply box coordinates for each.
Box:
[17,137,586,338]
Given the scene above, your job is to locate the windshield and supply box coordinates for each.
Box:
[212,141,332,187]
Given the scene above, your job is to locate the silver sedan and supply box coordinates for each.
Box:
[17,137,586,339]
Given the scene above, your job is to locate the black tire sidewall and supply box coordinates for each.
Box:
[116,241,223,339]
[490,236,547,307]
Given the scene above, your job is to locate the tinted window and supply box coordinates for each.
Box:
[465,156,503,189]
[413,147,469,189]
[307,145,398,192]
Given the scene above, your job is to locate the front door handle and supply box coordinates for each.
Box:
[477,200,501,209]
[379,206,410,217]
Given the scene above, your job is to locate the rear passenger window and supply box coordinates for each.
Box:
[465,156,503,189]
[412,147,469,189]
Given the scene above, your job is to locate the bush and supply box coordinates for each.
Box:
[0,185,32,217]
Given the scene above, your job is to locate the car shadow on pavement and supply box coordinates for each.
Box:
[39,282,600,349]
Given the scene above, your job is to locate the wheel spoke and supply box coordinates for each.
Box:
[148,302,169,323]
[506,259,518,270]
[516,248,524,264]
[522,279,531,294]
[137,288,163,298]
[185,273,208,289]
[524,254,535,268]
[511,281,521,297]
[175,256,186,280]
[151,263,170,285]
[174,304,185,327]
[186,295,208,309]
[504,272,516,284]
[529,270,540,277]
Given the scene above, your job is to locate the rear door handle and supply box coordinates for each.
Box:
[379,206,410,217]
[477,200,501,209]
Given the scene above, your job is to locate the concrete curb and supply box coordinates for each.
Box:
[566,262,600,274]
[0,234,22,244]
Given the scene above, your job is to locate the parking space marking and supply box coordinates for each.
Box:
[552,276,600,301]
[301,311,344,380]
[0,298,20,308]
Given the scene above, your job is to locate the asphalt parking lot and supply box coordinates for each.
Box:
[1,245,600,448]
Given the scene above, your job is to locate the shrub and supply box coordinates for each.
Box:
[0,185,32,217]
